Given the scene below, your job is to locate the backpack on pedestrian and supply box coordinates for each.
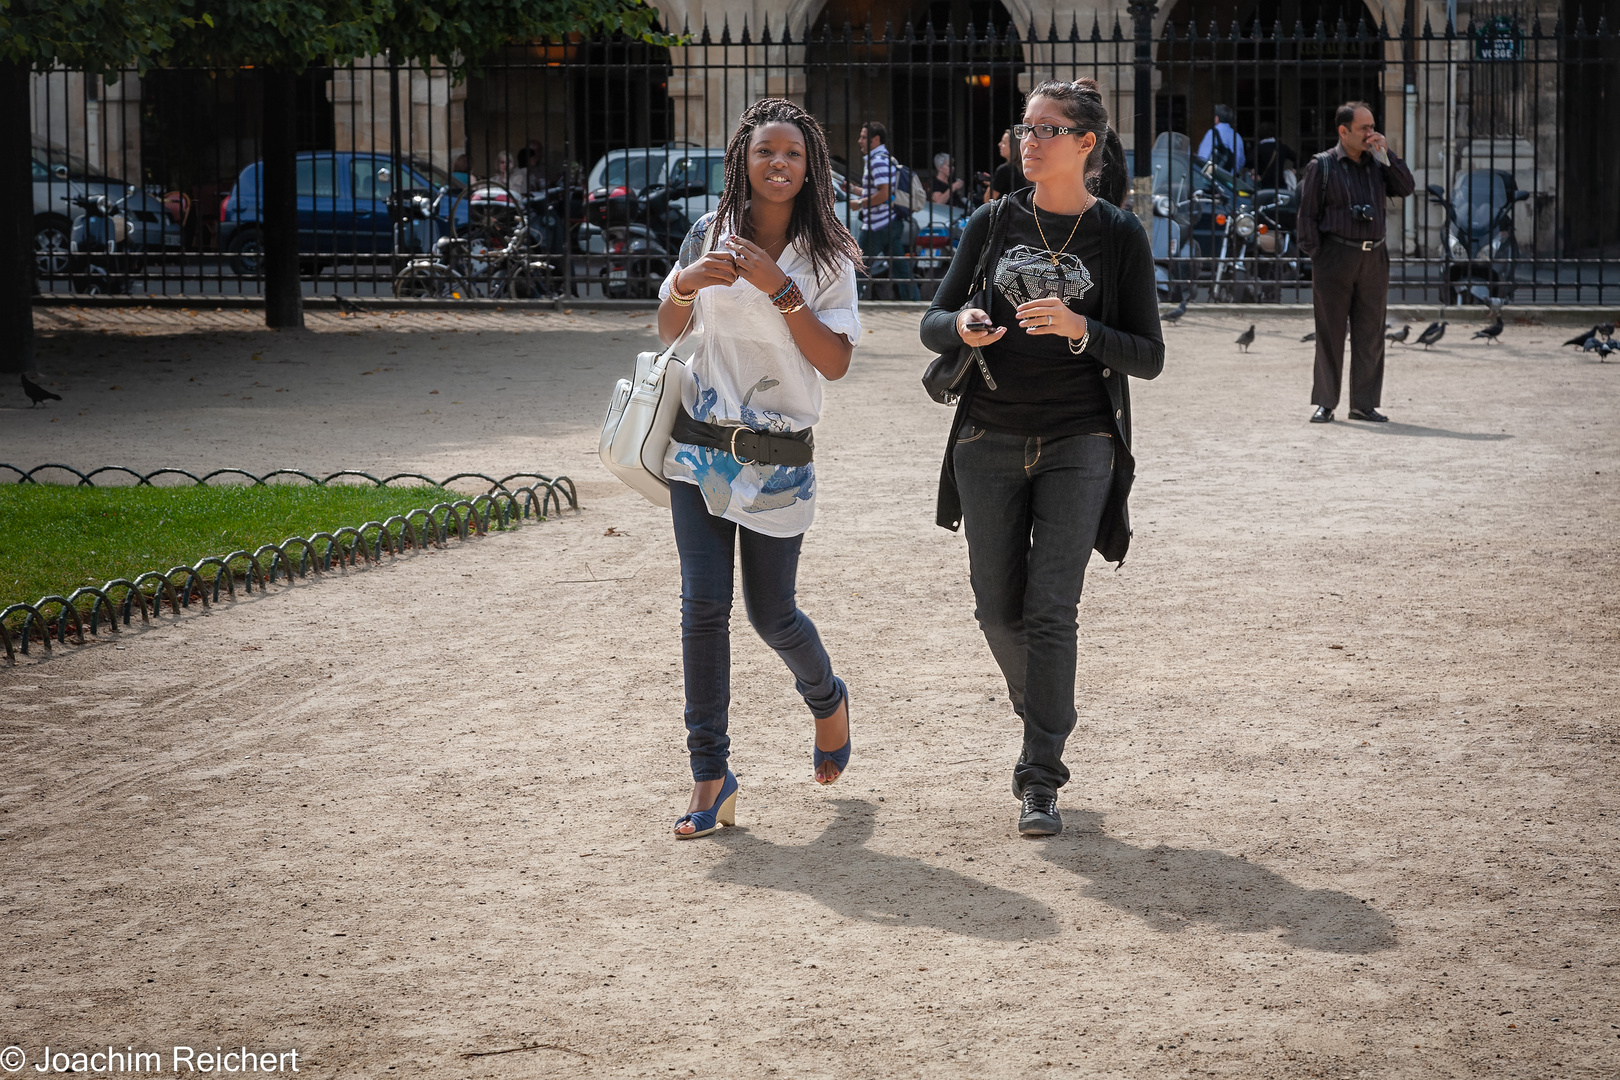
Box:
[889,160,930,220]
[1207,127,1237,173]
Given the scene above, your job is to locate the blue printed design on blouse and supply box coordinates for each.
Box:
[678,373,814,516]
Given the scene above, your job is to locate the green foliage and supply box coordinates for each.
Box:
[0,0,672,74]
[0,0,187,72]
[0,482,457,613]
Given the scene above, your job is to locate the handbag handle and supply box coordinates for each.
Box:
[656,213,720,361]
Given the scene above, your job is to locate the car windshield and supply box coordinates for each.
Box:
[596,151,672,193]
[1453,171,1510,231]
[1152,133,1194,202]
[32,136,96,178]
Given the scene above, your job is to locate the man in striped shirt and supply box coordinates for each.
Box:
[852,121,919,300]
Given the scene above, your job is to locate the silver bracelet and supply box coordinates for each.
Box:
[1069,330,1091,355]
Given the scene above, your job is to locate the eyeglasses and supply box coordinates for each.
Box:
[1012,123,1089,141]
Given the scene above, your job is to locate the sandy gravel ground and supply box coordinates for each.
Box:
[3,304,1617,1079]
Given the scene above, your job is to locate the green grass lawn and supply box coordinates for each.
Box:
[1,483,460,612]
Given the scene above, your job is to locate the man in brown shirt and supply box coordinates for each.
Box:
[1297,101,1415,423]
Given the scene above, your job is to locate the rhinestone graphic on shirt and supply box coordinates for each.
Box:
[994,244,1095,307]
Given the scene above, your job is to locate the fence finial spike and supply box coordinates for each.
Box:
[720,18,733,44]
[1089,13,1102,41]
[738,17,751,44]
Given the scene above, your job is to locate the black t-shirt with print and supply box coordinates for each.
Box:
[970,188,1112,437]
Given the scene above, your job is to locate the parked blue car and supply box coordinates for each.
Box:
[219,152,453,276]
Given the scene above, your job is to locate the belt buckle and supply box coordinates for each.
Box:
[1361,240,1376,251]
[729,426,755,465]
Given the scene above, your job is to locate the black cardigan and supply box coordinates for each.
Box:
[920,196,1165,564]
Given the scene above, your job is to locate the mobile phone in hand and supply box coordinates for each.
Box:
[966,320,994,332]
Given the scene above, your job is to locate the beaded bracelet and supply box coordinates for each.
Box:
[767,278,796,305]
[771,279,806,314]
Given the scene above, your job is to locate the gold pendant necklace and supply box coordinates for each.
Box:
[1033,194,1092,267]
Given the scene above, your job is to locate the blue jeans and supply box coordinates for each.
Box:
[859,221,919,301]
[952,425,1115,794]
[670,480,845,781]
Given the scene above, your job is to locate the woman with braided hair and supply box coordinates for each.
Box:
[654,98,864,839]
[922,78,1163,838]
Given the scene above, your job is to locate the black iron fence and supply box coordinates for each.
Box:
[28,11,1620,305]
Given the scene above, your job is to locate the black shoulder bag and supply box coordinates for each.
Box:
[921,196,1010,404]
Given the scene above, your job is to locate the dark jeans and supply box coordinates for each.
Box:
[1310,238,1389,412]
[859,221,919,301]
[670,480,845,782]
[953,425,1115,794]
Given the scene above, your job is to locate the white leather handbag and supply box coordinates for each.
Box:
[598,326,692,509]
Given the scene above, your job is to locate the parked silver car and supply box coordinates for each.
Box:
[32,137,130,277]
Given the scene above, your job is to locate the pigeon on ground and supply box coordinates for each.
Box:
[1563,325,1604,348]
[1472,317,1504,344]
[333,295,362,315]
[1162,298,1187,324]
[1235,324,1255,352]
[1582,336,1617,361]
[1301,330,1316,342]
[1601,323,1616,339]
[21,375,61,407]
[1417,320,1447,349]
[1386,324,1410,344]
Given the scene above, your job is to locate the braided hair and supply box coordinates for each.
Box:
[712,98,864,284]
[1026,78,1129,208]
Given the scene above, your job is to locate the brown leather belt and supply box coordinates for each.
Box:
[1326,233,1385,251]
[671,408,814,467]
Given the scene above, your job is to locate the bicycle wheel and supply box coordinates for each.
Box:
[393,262,454,299]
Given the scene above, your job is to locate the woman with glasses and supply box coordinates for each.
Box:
[920,78,1164,838]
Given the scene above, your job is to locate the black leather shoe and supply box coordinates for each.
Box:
[1018,787,1062,837]
[1310,406,1333,423]
[1349,408,1388,422]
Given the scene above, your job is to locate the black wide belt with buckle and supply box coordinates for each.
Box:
[672,409,814,467]
[1327,233,1385,251]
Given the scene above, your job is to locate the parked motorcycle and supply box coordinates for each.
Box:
[573,181,685,299]
[68,189,184,294]
[1429,170,1528,304]
[1151,133,1200,302]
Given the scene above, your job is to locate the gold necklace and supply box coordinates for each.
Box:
[1032,194,1092,267]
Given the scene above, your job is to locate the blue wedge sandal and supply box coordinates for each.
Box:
[674,770,738,839]
[813,687,851,786]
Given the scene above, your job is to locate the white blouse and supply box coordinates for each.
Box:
[657,213,861,538]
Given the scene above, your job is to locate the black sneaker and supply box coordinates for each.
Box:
[1018,786,1062,837]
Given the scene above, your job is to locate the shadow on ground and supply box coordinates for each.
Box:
[708,799,1058,941]
[1039,811,1397,953]
[1345,420,1513,441]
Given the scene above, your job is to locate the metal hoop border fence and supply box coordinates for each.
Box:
[0,465,580,664]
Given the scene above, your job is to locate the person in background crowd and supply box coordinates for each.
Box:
[511,147,536,197]
[1254,122,1298,191]
[492,150,517,193]
[1297,100,1415,425]
[931,153,967,207]
[850,120,919,300]
[984,128,1021,203]
[450,153,472,190]
[1197,103,1246,174]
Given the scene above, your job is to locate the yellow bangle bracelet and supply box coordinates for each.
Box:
[669,273,699,304]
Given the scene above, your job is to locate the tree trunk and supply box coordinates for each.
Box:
[0,59,36,374]
[261,68,303,329]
